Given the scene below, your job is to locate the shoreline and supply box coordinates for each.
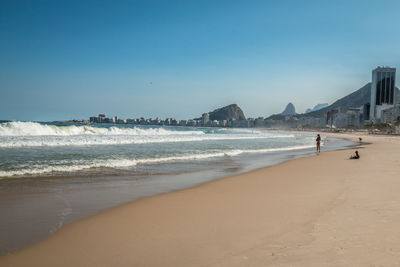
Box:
[2,133,392,266]
[0,134,354,256]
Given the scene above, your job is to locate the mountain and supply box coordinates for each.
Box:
[300,83,372,118]
[281,102,296,116]
[305,103,329,113]
[300,83,400,118]
[208,104,246,121]
[266,102,296,120]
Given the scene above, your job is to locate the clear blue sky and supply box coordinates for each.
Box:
[1,0,399,121]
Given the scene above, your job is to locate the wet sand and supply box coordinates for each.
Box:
[2,133,400,266]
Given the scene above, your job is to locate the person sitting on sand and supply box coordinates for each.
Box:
[316,134,321,153]
[350,151,360,159]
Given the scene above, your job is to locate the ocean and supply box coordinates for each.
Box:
[0,121,354,254]
[0,121,319,178]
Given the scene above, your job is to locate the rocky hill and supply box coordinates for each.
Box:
[208,104,246,121]
[302,83,371,118]
[265,103,296,120]
[299,83,400,118]
[281,103,296,116]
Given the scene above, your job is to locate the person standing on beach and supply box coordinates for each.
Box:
[316,134,321,153]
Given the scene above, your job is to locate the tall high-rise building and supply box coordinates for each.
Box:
[369,67,396,121]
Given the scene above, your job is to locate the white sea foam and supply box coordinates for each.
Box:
[0,135,294,148]
[0,122,295,148]
[0,121,203,136]
[0,145,314,178]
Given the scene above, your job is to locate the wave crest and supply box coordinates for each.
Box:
[0,122,296,148]
[0,121,203,137]
[0,145,313,178]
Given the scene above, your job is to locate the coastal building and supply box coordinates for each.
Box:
[346,108,361,127]
[331,113,346,128]
[98,114,106,123]
[231,119,241,128]
[186,120,196,126]
[326,109,339,127]
[392,104,400,122]
[104,117,113,123]
[90,116,98,123]
[396,125,400,134]
[211,120,219,127]
[381,104,400,123]
[201,113,210,127]
[362,103,370,121]
[254,117,265,127]
[232,119,253,128]
[370,67,396,122]
[139,118,147,125]
[247,119,255,128]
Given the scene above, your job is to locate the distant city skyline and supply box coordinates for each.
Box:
[1,0,400,121]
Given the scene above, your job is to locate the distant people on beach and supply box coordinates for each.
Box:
[350,151,360,159]
[316,134,321,153]
[359,137,362,144]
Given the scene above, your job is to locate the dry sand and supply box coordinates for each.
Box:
[2,133,400,266]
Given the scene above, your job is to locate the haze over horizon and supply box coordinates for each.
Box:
[1,0,400,121]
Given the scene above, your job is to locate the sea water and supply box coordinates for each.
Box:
[0,121,317,178]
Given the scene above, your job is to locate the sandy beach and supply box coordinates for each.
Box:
[1,133,400,266]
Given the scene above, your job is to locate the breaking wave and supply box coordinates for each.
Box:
[0,121,295,148]
[0,121,203,136]
[0,145,313,178]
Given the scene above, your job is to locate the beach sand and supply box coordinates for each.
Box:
[2,133,400,266]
